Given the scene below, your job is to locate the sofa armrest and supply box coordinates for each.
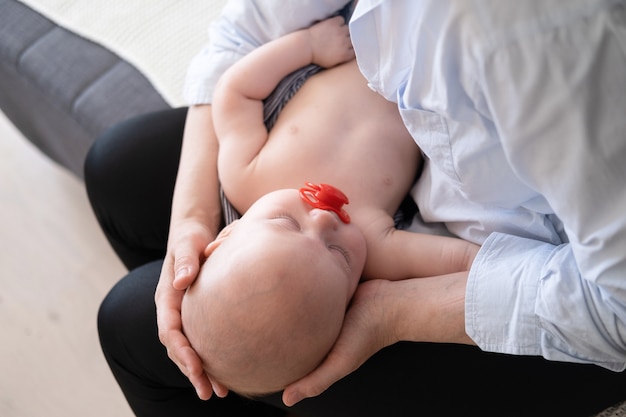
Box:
[0,0,170,178]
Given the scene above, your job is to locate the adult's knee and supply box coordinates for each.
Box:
[84,108,187,213]
[84,127,114,192]
[84,110,188,269]
[97,261,162,363]
[84,118,144,202]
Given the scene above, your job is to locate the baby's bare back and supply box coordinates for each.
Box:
[245,60,420,219]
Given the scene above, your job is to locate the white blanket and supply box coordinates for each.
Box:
[18,0,227,106]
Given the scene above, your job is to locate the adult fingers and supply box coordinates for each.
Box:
[155,253,211,398]
[283,280,398,407]
[282,345,363,407]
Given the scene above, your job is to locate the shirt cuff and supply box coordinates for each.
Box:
[465,232,552,355]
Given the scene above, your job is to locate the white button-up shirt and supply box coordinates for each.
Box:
[183,0,352,105]
[185,0,626,370]
[351,0,626,370]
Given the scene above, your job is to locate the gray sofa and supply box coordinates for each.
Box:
[0,0,170,178]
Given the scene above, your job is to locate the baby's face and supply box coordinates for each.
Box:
[239,189,367,301]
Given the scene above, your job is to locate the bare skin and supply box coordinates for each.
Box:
[214,17,478,281]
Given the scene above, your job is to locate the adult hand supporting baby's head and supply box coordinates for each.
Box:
[283,272,474,406]
[282,279,399,407]
[154,219,229,400]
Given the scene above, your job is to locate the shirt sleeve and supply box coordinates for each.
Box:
[467,3,626,371]
[183,0,352,105]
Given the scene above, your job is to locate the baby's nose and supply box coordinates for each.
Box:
[310,208,340,231]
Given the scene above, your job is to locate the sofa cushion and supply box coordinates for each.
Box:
[0,0,169,178]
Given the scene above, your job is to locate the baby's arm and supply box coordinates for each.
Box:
[212,16,354,182]
[363,217,480,281]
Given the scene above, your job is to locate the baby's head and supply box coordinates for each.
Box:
[182,189,367,396]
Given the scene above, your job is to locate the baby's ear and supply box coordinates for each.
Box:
[204,220,239,257]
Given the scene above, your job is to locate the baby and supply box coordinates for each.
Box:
[181,16,479,397]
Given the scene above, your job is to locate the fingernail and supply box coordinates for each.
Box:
[175,267,189,280]
[286,392,303,407]
[196,387,209,401]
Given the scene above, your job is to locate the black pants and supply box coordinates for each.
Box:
[85,108,626,417]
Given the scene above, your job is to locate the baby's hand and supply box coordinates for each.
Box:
[308,16,354,68]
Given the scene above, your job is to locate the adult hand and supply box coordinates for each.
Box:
[154,219,229,400]
[282,272,472,407]
[282,279,400,407]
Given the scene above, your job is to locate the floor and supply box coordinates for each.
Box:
[0,110,133,417]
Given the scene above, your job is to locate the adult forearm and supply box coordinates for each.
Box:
[393,272,475,346]
[169,105,222,240]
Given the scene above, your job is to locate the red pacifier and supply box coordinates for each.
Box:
[299,182,351,224]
